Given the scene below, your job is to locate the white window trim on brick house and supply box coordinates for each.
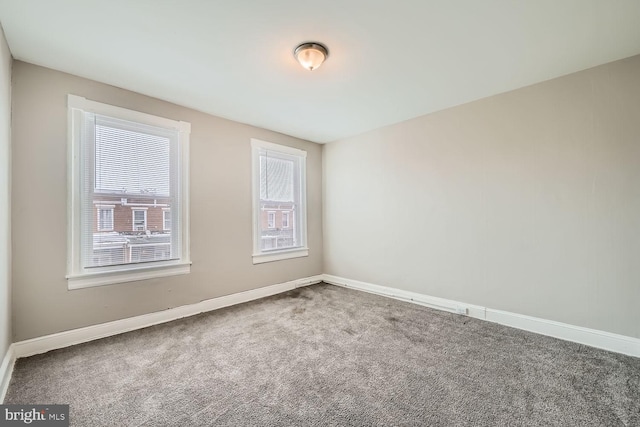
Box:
[96,205,115,231]
[132,208,148,231]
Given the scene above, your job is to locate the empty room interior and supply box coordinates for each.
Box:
[0,1,639,425]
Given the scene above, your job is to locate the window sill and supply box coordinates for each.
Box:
[67,261,191,290]
[252,248,309,264]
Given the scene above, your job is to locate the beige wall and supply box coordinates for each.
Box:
[11,61,323,341]
[0,27,11,357]
[324,55,640,339]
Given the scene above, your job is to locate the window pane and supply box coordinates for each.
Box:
[260,206,297,250]
[257,150,302,252]
[86,116,178,268]
[95,121,170,196]
[91,198,172,267]
[252,139,306,262]
[260,156,294,202]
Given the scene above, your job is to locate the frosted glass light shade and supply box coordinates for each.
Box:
[294,43,328,71]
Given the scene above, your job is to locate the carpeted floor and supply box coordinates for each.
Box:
[5,283,640,426]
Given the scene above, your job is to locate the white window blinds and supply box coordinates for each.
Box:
[260,155,294,202]
[94,116,172,196]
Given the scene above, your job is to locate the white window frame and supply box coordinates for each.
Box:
[251,138,308,264]
[132,208,148,232]
[163,208,171,231]
[267,211,276,229]
[67,95,191,289]
[96,205,115,231]
[282,211,290,229]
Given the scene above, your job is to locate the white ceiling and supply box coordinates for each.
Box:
[1,1,639,143]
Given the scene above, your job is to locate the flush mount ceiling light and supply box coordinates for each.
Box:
[294,42,329,71]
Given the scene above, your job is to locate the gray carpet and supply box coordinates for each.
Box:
[5,283,640,426]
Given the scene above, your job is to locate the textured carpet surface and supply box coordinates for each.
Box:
[5,283,640,426]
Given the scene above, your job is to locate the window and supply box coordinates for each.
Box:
[96,206,114,231]
[282,211,290,228]
[267,211,276,229]
[67,95,191,289]
[132,209,147,231]
[251,139,307,264]
[163,209,171,231]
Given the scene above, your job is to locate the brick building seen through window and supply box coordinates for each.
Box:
[92,197,172,265]
[260,204,295,250]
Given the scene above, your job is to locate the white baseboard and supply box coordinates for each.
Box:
[484,309,640,358]
[322,275,487,319]
[12,275,323,359]
[0,344,16,403]
[6,271,638,394]
[322,274,640,358]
